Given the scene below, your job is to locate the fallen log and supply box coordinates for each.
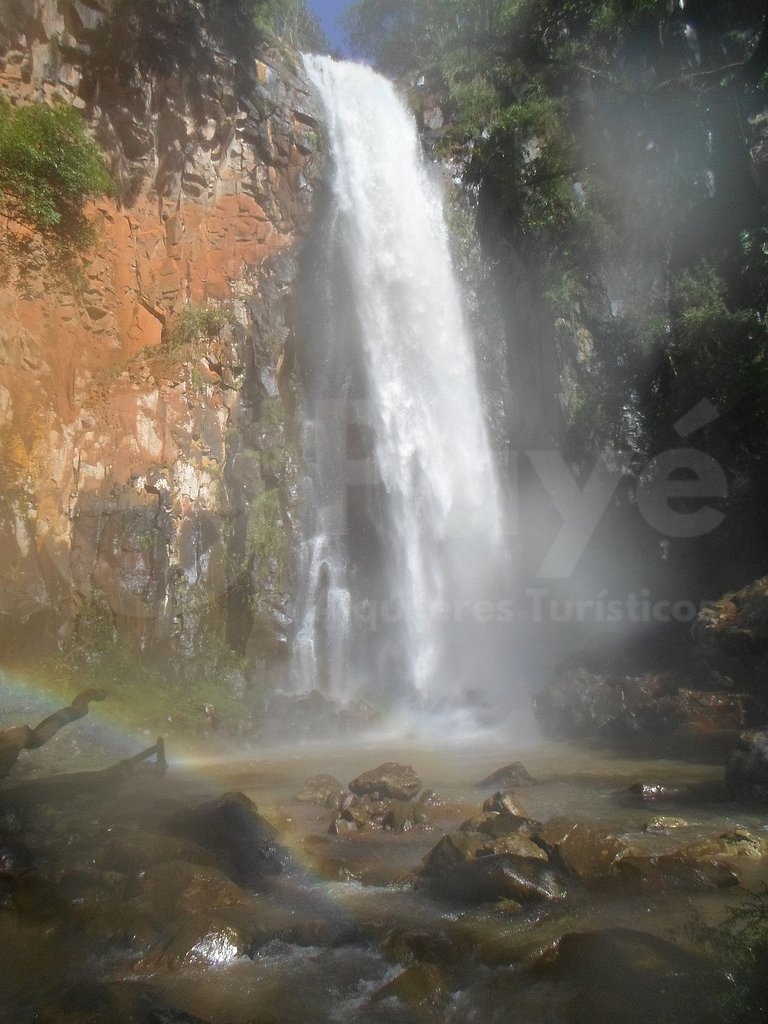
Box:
[1,737,167,804]
[0,688,108,780]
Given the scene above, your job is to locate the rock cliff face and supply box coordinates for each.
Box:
[0,0,321,693]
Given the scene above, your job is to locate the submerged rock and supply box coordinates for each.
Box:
[642,816,690,832]
[100,831,215,874]
[618,853,739,890]
[348,763,422,801]
[35,981,213,1024]
[371,963,448,1008]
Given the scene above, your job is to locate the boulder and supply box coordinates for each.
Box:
[169,792,291,888]
[550,928,726,1024]
[348,763,422,801]
[145,912,251,970]
[618,854,739,890]
[540,822,632,880]
[130,860,247,920]
[476,762,536,788]
[294,774,347,806]
[459,811,541,839]
[694,577,768,685]
[425,853,567,904]
[423,829,547,872]
[481,791,529,817]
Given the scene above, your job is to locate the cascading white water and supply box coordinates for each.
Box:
[294,56,506,710]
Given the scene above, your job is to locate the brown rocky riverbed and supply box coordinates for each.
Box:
[1,737,768,1023]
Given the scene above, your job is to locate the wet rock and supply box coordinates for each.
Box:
[380,799,418,832]
[0,836,33,877]
[725,729,768,801]
[626,781,692,803]
[534,666,678,739]
[481,790,529,817]
[670,689,762,735]
[459,811,541,839]
[535,658,761,741]
[170,791,291,888]
[643,816,690,832]
[265,691,377,741]
[678,829,767,860]
[423,829,546,872]
[618,853,739,890]
[101,831,215,874]
[423,832,492,871]
[348,762,422,800]
[426,853,568,904]
[371,963,448,1007]
[476,762,536,788]
[340,804,371,829]
[131,860,246,920]
[329,817,357,835]
[294,774,347,806]
[540,822,632,880]
[417,789,445,807]
[550,928,726,1024]
[145,913,250,969]
[694,576,768,685]
[35,981,213,1024]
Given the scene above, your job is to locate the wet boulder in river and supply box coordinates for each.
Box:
[459,810,541,839]
[348,762,422,800]
[538,820,633,880]
[168,792,292,889]
[425,853,568,904]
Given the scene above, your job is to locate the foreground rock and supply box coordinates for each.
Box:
[546,928,727,1024]
[169,792,292,889]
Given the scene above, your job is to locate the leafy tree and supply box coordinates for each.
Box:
[88,0,327,82]
[0,97,112,247]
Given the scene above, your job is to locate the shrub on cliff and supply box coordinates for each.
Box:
[0,97,112,248]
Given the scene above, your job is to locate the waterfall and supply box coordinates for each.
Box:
[293,56,507,713]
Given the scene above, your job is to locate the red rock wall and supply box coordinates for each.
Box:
[0,0,321,684]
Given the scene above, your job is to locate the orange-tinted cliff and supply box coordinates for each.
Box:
[0,0,321,696]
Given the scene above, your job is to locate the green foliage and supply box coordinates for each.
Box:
[247,487,287,585]
[255,0,329,50]
[88,0,327,82]
[689,886,768,1022]
[164,302,234,352]
[0,97,112,247]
